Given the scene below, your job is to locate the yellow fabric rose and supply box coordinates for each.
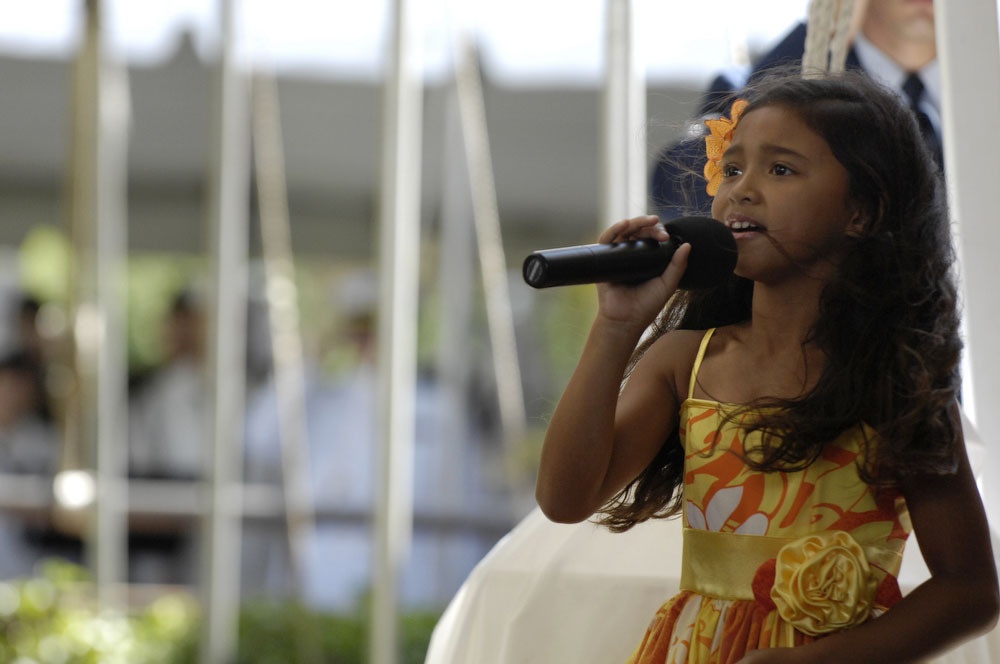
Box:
[770,531,878,636]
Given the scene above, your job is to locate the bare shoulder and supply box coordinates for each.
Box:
[630,328,713,402]
[643,327,711,360]
[613,327,712,483]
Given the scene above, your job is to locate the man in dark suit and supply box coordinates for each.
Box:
[652,0,941,219]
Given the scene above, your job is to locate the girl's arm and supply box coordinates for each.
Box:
[534,215,694,524]
[741,402,1000,664]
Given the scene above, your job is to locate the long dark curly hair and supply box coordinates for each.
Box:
[598,70,962,532]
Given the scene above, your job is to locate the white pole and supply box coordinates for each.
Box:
[251,72,317,600]
[452,41,527,457]
[200,0,251,661]
[71,0,130,607]
[934,1,1000,518]
[602,0,646,224]
[371,0,422,661]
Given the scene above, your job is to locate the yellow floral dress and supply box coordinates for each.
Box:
[628,329,911,663]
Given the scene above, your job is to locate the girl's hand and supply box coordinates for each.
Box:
[594,215,691,330]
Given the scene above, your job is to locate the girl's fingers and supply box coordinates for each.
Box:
[658,242,691,292]
[598,215,668,244]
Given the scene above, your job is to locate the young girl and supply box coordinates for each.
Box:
[535,70,999,663]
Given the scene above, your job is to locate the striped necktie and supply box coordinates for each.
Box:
[902,72,943,169]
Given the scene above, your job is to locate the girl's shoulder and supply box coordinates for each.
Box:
[643,327,712,361]
[645,323,754,403]
[646,324,747,360]
[640,327,719,400]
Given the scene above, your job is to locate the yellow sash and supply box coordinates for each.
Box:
[679,527,903,601]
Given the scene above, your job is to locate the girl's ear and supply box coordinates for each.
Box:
[845,205,869,238]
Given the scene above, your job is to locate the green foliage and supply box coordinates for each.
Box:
[236,597,442,664]
[18,226,72,305]
[237,599,363,664]
[0,558,199,664]
[0,561,442,664]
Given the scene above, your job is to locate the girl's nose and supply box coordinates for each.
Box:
[728,172,759,204]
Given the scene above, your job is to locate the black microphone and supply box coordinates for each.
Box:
[522,216,737,290]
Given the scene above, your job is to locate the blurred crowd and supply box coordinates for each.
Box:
[0,274,511,614]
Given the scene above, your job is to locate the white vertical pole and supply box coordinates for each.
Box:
[92,10,129,609]
[602,0,646,224]
[251,72,317,599]
[934,1,1000,517]
[371,0,422,661]
[71,0,130,607]
[201,0,250,661]
[452,41,526,456]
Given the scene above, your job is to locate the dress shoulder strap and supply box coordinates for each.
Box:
[688,328,717,401]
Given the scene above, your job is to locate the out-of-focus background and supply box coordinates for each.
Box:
[0,1,992,663]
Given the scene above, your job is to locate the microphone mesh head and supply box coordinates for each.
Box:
[663,216,738,289]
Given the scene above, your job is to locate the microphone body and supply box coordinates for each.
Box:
[522,216,737,290]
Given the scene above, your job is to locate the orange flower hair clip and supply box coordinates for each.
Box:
[703,98,749,196]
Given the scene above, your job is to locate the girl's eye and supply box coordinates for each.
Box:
[772,163,794,176]
[722,164,742,177]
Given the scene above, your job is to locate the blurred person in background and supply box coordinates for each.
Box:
[241,268,502,612]
[129,289,207,481]
[13,295,45,367]
[0,344,63,577]
[127,288,208,585]
[0,350,56,475]
[242,274,378,609]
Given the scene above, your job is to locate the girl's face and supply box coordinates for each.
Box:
[711,104,860,285]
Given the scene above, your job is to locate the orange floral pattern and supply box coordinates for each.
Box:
[703,98,748,196]
[628,395,911,663]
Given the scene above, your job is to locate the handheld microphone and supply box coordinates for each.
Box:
[522,216,738,290]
